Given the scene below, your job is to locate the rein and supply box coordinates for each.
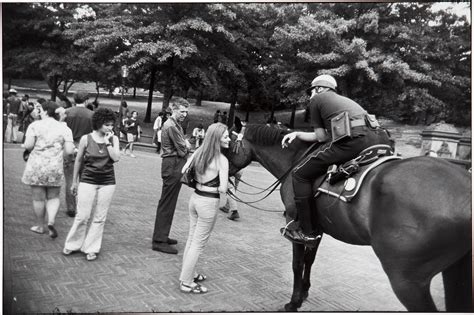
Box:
[228,125,319,211]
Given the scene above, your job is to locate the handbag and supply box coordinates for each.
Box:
[181,164,197,188]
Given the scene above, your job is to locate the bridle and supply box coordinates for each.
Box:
[227,124,319,212]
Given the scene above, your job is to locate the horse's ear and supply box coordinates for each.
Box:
[234,116,243,133]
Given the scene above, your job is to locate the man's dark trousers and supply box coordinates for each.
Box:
[152,156,187,243]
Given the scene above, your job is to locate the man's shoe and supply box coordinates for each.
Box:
[219,206,229,213]
[152,242,178,254]
[228,210,240,220]
[167,238,178,245]
[66,211,76,218]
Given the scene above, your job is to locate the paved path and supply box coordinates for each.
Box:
[3,145,445,313]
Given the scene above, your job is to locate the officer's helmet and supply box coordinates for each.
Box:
[306,75,337,95]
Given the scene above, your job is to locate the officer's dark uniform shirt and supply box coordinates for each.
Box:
[309,91,366,132]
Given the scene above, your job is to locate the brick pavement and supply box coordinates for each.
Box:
[3,144,445,313]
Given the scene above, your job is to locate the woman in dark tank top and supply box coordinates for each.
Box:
[63,108,120,262]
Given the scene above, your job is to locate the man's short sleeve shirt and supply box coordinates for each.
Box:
[65,106,93,143]
[309,91,366,131]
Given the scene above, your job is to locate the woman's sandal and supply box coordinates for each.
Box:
[30,226,44,234]
[86,253,97,261]
[194,274,207,282]
[180,282,208,294]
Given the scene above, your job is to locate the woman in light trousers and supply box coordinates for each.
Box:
[63,108,120,261]
[179,123,230,294]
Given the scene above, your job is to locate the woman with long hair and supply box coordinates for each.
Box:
[179,123,230,294]
[22,101,75,237]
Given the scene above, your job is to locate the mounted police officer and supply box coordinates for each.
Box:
[281,74,392,246]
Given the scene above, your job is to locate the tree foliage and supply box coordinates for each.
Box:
[3,3,470,126]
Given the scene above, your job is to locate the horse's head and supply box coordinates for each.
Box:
[226,117,294,176]
[227,118,253,176]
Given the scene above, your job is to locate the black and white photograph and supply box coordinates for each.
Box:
[2,2,471,313]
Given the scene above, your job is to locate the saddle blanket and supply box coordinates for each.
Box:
[314,155,402,203]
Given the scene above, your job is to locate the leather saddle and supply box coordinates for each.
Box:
[312,144,401,203]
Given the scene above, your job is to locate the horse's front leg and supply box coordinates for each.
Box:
[282,243,306,311]
[301,237,322,300]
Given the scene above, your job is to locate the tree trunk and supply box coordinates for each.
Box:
[133,85,137,98]
[95,82,100,102]
[162,74,173,112]
[8,78,12,90]
[304,105,310,122]
[270,102,275,122]
[195,89,203,106]
[289,103,297,128]
[145,66,157,123]
[227,89,238,128]
[50,75,59,101]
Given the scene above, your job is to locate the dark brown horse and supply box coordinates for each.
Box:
[227,124,471,312]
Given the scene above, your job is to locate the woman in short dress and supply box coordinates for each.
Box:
[179,123,230,294]
[22,101,74,237]
[63,108,120,261]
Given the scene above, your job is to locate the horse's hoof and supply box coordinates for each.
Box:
[302,290,309,301]
[283,303,298,312]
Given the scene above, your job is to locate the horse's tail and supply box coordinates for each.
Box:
[442,250,472,311]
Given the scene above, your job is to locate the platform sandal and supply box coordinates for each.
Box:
[180,282,208,294]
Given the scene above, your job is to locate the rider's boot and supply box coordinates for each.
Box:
[281,197,321,247]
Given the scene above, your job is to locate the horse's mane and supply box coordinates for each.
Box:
[243,124,290,146]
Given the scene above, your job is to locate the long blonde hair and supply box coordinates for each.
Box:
[192,123,227,175]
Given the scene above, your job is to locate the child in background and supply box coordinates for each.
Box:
[123,111,141,158]
[192,124,206,149]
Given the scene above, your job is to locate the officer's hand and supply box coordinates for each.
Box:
[281,132,297,148]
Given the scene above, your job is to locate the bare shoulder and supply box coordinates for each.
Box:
[219,154,229,166]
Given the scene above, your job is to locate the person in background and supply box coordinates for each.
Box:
[21,101,74,237]
[213,110,221,123]
[152,112,164,153]
[179,123,230,294]
[63,108,120,262]
[152,98,191,254]
[219,170,242,221]
[163,109,171,125]
[192,124,206,149]
[3,92,9,137]
[221,111,228,126]
[63,91,94,218]
[18,95,33,141]
[119,100,130,140]
[122,110,141,158]
[5,88,22,143]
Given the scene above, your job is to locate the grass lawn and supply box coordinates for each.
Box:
[6,78,463,158]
